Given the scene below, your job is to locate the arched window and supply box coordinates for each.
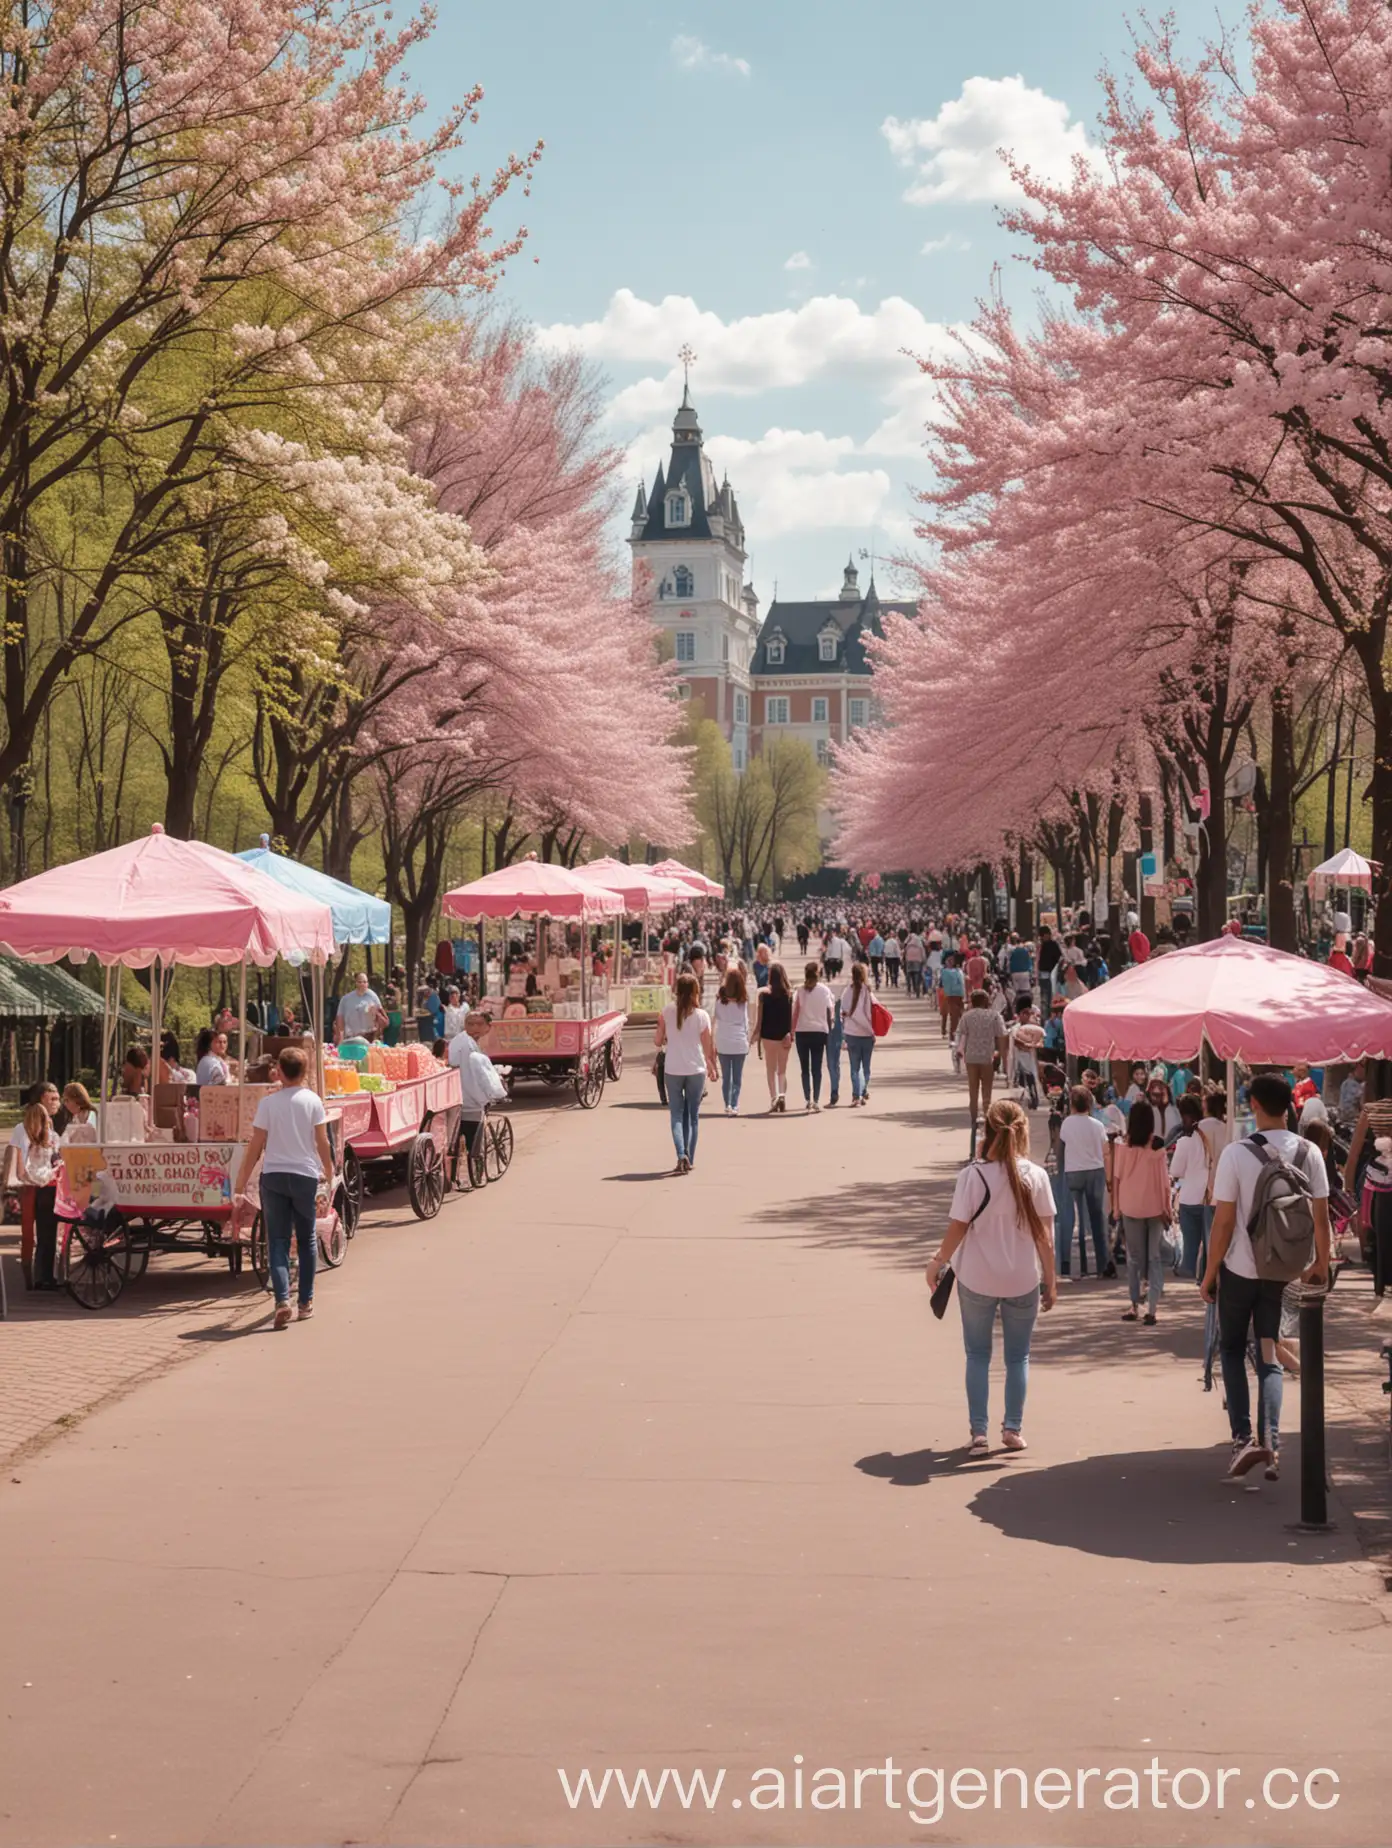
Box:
[673,565,693,598]
[666,492,689,528]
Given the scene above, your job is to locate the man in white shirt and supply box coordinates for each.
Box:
[823,932,852,978]
[1202,1072,1330,1482]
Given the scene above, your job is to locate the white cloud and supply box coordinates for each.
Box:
[883,75,1096,205]
[920,233,970,256]
[536,289,955,399]
[783,251,812,271]
[671,34,750,79]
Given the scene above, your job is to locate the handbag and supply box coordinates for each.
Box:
[931,1165,992,1320]
[870,1000,894,1039]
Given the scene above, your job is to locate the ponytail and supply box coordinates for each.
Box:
[981,1099,1045,1245]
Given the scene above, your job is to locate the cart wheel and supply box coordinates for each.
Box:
[575,1057,606,1110]
[486,1114,515,1180]
[62,1219,132,1312]
[407,1132,446,1219]
[341,1147,363,1237]
[319,1215,347,1268]
[606,1035,624,1081]
[249,1212,297,1294]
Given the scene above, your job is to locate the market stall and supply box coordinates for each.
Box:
[0,826,338,1307]
[571,859,691,1022]
[441,858,625,1107]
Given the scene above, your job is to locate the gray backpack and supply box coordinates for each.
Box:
[1245,1134,1317,1282]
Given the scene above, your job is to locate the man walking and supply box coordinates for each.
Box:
[939,951,966,1040]
[955,990,1007,1129]
[1202,1073,1330,1480]
[903,927,927,997]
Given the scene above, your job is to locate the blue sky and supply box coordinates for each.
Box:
[415,0,1226,601]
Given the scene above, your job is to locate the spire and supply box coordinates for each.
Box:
[673,343,701,442]
[631,481,647,521]
[839,556,860,602]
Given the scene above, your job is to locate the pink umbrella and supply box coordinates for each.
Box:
[1063,933,1392,1066]
[572,858,691,913]
[441,857,624,922]
[651,858,724,899]
[0,825,335,967]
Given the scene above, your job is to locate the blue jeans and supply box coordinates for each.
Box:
[667,1071,705,1164]
[1177,1202,1208,1280]
[827,1018,844,1101]
[261,1170,318,1308]
[1058,1168,1108,1274]
[1121,1214,1167,1312]
[958,1280,1040,1436]
[1217,1266,1284,1449]
[719,1052,746,1110]
[846,1035,874,1099]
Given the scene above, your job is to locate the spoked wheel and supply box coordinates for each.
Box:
[340,1147,363,1237]
[606,1035,624,1080]
[250,1212,297,1294]
[319,1213,347,1268]
[467,1130,488,1190]
[575,1056,606,1110]
[62,1218,133,1311]
[486,1113,515,1180]
[407,1132,446,1219]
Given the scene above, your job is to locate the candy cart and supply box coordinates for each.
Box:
[441,858,626,1109]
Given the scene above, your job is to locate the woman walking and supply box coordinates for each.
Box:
[5,1084,61,1290]
[791,961,835,1111]
[839,960,878,1106]
[653,972,717,1172]
[714,965,752,1116]
[1168,1092,1210,1278]
[234,1045,335,1329]
[1109,1099,1172,1325]
[752,961,794,1111]
[925,1099,1057,1454]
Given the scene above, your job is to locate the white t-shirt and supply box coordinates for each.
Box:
[442,1004,469,1038]
[1211,1130,1328,1279]
[792,982,835,1035]
[447,1029,479,1069]
[1169,1130,1210,1207]
[253,1085,328,1180]
[950,1158,1054,1297]
[195,1054,230,1086]
[838,981,875,1038]
[661,1004,711,1077]
[827,936,852,965]
[713,998,750,1055]
[1059,1112,1108,1173]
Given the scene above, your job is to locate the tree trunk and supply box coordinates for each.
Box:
[1267,684,1298,952]
[1370,694,1392,977]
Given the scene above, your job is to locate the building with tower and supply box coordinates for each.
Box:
[630,391,916,774]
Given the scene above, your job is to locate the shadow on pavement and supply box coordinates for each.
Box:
[752,1174,959,1269]
[604,1170,674,1183]
[967,1446,1344,1564]
[856,1447,1007,1485]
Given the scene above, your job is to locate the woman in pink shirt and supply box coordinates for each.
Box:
[1108,1099,1173,1325]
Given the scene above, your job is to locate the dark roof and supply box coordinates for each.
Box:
[636,396,741,546]
[0,954,111,1020]
[751,582,917,677]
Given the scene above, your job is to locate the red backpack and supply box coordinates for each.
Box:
[870,1001,893,1039]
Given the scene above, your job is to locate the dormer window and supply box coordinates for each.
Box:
[673,565,693,598]
[666,492,690,528]
[819,631,838,662]
[766,635,785,666]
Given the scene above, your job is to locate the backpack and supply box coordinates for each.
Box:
[1244,1134,1318,1283]
[870,1000,893,1039]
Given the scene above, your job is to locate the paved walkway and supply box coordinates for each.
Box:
[2,992,1391,1846]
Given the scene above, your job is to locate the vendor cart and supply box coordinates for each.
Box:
[0,825,339,1310]
[440,857,626,1110]
[474,1008,625,1108]
[330,1066,463,1220]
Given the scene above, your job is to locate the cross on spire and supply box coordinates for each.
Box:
[678,344,697,396]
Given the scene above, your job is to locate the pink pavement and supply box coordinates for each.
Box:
[1,989,1389,1847]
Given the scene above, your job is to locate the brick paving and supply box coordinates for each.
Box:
[0,1095,559,1469]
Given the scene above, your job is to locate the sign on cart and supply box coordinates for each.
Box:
[102,1142,239,1210]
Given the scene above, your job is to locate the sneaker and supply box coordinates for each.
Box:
[297,1301,314,1321]
[273,1303,293,1331]
[827,1095,840,1107]
[967,1434,990,1457]
[1227,1437,1271,1479]
[1000,1429,1027,1452]
[1264,1450,1281,1482]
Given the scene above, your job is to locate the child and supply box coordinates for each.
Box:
[1012,1002,1045,1109]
